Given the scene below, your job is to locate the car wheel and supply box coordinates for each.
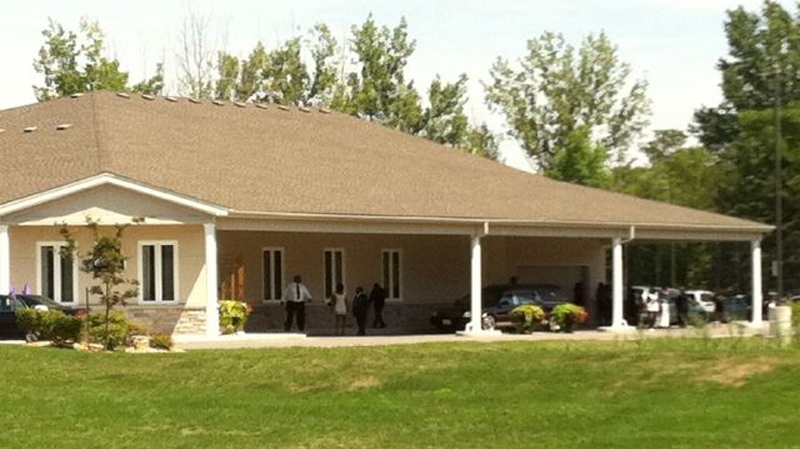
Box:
[482,314,496,331]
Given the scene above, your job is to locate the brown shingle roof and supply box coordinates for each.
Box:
[0,91,769,232]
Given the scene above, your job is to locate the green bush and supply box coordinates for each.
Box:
[150,333,174,350]
[15,309,82,344]
[791,302,800,329]
[551,303,589,332]
[510,305,545,333]
[219,300,252,335]
[87,311,131,350]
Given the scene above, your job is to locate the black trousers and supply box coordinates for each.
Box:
[354,311,368,335]
[284,301,306,332]
[372,300,385,328]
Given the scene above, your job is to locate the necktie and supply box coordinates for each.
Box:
[296,284,301,301]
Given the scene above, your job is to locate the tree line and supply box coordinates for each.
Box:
[32,2,795,294]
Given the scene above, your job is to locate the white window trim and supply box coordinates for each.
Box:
[382,248,403,302]
[137,240,180,304]
[35,241,79,304]
[323,247,346,299]
[261,247,285,303]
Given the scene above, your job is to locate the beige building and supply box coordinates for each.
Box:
[0,92,772,335]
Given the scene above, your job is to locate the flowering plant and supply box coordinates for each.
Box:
[219,300,252,334]
[510,305,545,333]
[551,303,588,332]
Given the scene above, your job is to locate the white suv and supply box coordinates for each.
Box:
[684,290,715,313]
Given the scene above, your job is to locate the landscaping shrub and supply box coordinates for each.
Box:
[86,311,131,350]
[551,303,589,332]
[510,305,545,333]
[150,333,174,350]
[791,302,800,329]
[219,300,252,334]
[15,309,82,344]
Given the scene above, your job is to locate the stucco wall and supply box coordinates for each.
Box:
[8,224,206,308]
[218,231,607,332]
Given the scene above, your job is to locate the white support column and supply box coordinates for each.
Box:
[204,223,220,337]
[467,234,483,333]
[611,237,624,328]
[0,225,9,295]
[751,239,763,326]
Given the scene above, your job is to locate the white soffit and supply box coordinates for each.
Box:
[0,173,229,217]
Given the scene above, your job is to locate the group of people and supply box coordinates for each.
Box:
[281,275,387,336]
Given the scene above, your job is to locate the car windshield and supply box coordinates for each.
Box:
[19,295,62,309]
[533,287,563,302]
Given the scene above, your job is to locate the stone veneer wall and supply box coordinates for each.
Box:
[122,306,207,335]
[85,303,451,336]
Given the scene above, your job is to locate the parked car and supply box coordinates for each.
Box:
[430,283,569,332]
[0,294,82,340]
[430,285,510,332]
[684,290,715,314]
[721,294,751,322]
[481,285,569,330]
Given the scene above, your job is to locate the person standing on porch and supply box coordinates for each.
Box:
[352,286,370,336]
[328,283,348,336]
[282,275,312,332]
[370,283,387,329]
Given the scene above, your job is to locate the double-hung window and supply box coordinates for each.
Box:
[323,249,345,299]
[382,249,402,301]
[262,248,284,301]
[139,241,178,303]
[36,242,76,304]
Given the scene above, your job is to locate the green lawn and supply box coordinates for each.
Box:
[1,338,799,449]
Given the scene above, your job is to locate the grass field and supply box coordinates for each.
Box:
[1,337,799,449]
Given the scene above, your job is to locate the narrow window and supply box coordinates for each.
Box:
[324,249,345,299]
[262,248,284,301]
[139,242,177,302]
[37,243,75,303]
[382,249,402,300]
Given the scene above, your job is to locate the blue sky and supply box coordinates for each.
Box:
[0,0,782,169]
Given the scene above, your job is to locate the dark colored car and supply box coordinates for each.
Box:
[430,285,510,332]
[482,285,569,330]
[721,294,752,322]
[430,284,569,332]
[0,294,82,340]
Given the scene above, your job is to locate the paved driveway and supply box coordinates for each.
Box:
[173,323,767,350]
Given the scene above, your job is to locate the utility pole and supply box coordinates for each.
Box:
[774,65,784,299]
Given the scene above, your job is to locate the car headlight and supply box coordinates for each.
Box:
[462,311,471,318]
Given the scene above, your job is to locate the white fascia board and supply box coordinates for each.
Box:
[0,173,229,218]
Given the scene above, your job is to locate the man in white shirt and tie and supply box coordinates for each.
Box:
[282,275,312,332]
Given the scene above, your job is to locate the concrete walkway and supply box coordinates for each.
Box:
[173,322,769,350]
